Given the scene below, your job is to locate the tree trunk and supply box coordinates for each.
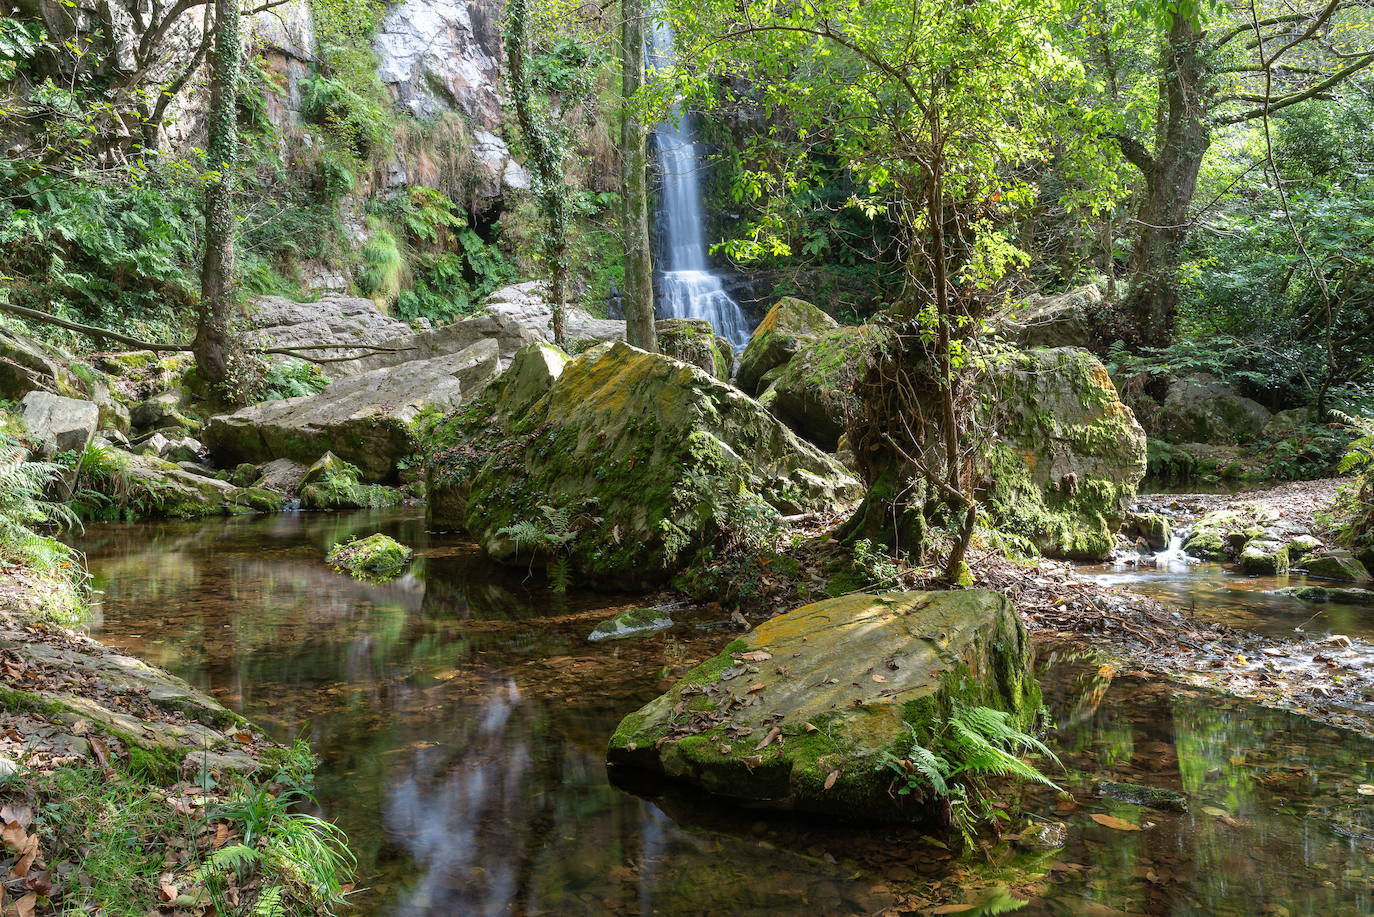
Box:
[195,0,242,395]
[621,0,656,352]
[506,0,569,349]
[1119,13,1210,349]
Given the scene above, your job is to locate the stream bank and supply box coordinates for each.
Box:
[67,506,1374,916]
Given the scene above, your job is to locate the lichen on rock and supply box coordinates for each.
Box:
[734,297,840,395]
[606,590,1040,822]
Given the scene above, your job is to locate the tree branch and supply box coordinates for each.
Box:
[1215,50,1374,124]
[1112,133,1155,176]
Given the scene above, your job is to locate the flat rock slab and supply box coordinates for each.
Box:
[607,590,1037,821]
[204,339,500,481]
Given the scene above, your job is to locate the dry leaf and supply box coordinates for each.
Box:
[823,769,840,791]
[90,736,110,769]
[159,883,179,902]
[746,683,765,694]
[12,834,38,877]
[739,651,773,662]
[754,727,781,751]
[13,892,36,917]
[804,722,818,733]
[213,822,229,849]
[1090,813,1141,831]
[930,905,976,914]
[871,673,888,683]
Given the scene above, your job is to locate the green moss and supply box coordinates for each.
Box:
[326,533,413,579]
[125,744,183,785]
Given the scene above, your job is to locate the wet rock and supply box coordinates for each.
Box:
[1158,375,1271,445]
[606,590,1039,821]
[1240,538,1289,575]
[1302,550,1372,584]
[326,533,413,578]
[588,607,674,642]
[1096,780,1188,812]
[130,391,198,435]
[20,391,98,458]
[230,462,260,487]
[1127,512,1171,551]
[204,339,500,481]
[1275,585,1374,605]
[428,341,859,587]
[656,318,733,380]
[758,325,886,451]
[735,297,839,395]
[254,457,310,495]
[981,348,1147,560]
[1016,821,1069,850]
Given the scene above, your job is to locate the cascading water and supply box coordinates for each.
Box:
[648,20,754,349]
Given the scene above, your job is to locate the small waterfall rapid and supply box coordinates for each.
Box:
[648,20,754,349]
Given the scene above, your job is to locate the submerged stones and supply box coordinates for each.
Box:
[1302,549,1372,584]
[606,590,1039,821]
[588,607,675,642]
[326,533,413,579]
[427,341,859,588]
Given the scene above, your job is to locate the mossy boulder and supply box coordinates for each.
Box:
[426,341,860,588]
[326,533,413,578]
[588,607,674,642]
[1240,538,1289,575]
[204,339,500,481]
[758,325,887,451]
[734,297,839,395]
[0,326,87,400]
[1126,512,1171,551]
[979,348,1147,560]
[656,318,734,380]
[1158,375,1271,445]
[93,450,280,519]
[1301,549,1372,584]
[299,452,403,510]
[606,590,1039,821]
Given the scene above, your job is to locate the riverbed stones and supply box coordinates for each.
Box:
[980,348,1147,560]
[606,590,1038,821]
[203,338,500,481]
[735,297,839,395]
[427,341,859,587]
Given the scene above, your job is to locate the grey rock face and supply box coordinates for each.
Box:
[1159,375,1272,444]
[204,338,501,481]
[20,391,99,457]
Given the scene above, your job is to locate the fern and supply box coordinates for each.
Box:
[496,501,596,593]
[249,885,287,917]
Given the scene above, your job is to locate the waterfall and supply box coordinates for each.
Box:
[648,19,754,350]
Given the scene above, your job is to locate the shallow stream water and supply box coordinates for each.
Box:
[74,509,1374,915]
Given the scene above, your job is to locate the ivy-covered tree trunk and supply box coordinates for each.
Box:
[620,0,656,352]
[506,0,568,348]
[195,0,243,395]
[1117,13,1209,349]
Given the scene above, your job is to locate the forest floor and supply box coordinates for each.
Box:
[983,478,1374,736]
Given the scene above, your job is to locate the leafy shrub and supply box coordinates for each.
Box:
[258,359,330,402]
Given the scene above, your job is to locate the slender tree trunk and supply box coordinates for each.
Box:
[1119,13,1210,349]
[195,0,242,394]
[621,0,656,352]
[506,0,568,348]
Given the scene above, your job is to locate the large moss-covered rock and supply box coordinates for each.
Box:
[93,450,280,518]
[735,297,839,395]
[427,341,859,588]
[1158,375,1272,444]
[656,318,734,380]
[980,348,1147,560]
[759,325,886,451]
[204,339,500,481]
[607,590,1038,821]
[0,327,86,400]
[1302,549,1372,584]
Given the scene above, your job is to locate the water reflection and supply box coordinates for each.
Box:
[75,511,1374,916]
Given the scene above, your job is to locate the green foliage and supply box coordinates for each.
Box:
[300,459,401,511]
[497,502,598,592]
[258,359,330,402]
[359,216,404,308]
[878,703,1060,843]
[300,66,392,160]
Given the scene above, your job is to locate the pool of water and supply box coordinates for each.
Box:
[74,510,1374,915]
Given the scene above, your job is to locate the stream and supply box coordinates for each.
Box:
[73,509,1374,916]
